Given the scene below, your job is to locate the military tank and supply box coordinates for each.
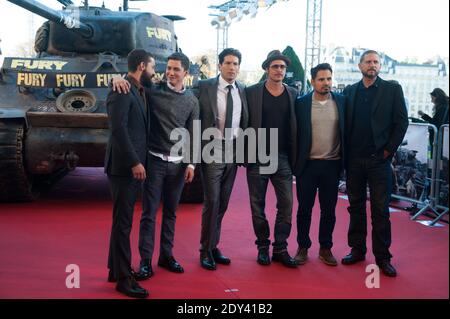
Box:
[0,0,203,203]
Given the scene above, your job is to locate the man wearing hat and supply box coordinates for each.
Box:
[245,50,298,268]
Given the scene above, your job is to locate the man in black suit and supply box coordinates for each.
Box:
[245,50,298,268]
[341,50,408,277]
[105,49,155,298]
[293,63,345,267]
[194,48,249,271]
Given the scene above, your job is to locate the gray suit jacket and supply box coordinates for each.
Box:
[193,76,249,148]
[104,78,149,177]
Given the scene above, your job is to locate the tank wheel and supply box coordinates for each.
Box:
[0,119,38,202]
[179,169,204,203]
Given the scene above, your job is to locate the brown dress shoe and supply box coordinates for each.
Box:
[319,248,337,266]
[294,248,308,265]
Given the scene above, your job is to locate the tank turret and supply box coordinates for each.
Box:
[8,0,179,59]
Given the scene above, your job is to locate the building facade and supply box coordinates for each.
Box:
[323,47,449,118]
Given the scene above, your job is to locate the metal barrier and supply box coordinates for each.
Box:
[391,123,437,212]
[429,125,449,225]
[338,122,448,225]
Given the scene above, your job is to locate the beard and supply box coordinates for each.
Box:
[140,72,154,88]
[317,87,330,95]
[362,69,379,79]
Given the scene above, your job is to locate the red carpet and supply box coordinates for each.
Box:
[0,168,448,299]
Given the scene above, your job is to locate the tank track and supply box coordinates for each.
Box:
[0,119,36,202]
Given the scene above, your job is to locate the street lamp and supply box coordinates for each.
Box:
[209,0,290,72]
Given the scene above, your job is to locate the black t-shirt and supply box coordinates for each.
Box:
[261,86,290,156]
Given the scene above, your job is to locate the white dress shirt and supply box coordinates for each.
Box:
[217,75,242,139]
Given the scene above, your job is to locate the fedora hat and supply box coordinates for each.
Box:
[261,50,291,70]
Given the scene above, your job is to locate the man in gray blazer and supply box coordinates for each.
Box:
[194,48,249,270]
[105,49,155,298]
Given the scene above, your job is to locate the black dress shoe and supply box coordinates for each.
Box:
[377,260,397,277]
[272,251,298,268]
[116,276,149,299]
[135,264,153,281]
[341,252,365,265]
[107,269,116,283]
[257,249,271,266]
[158,256,184,273]
[212,248,231,265]
[108,269,137,283]
[200,251,216,270]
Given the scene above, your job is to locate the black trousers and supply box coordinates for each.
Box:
[346,156,393,263]
[200,162,238,253]
[107,175,142,280]
[246,154,293,252]
[138,155,187,263]
[296,160,341,250]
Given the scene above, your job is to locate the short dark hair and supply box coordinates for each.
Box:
[168,52,190,71]
[360,50,380,63]
[127,49,153,72]
[311,63,333,80]
[219,48,242,65]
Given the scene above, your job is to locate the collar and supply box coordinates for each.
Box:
[127,74,143,91]
[218,75,237,90]
[312,92,332,102]
[167,81,186,93]
[359,76,381,89]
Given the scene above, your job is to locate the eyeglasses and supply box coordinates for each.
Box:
[270,64,287,70]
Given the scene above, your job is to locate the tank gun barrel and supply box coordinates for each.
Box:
[7,0,93,38]
[57,0,74,7]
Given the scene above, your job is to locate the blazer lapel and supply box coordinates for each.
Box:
[371,78,385,115]
[130,85,147,125]
[255,82,265,128]
[347,83,358,128]
[207,76,219,124]
[332,92,345,133]
[236,81,248,129]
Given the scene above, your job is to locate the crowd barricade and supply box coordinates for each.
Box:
[428,124,449,225]
[391,123,437,211]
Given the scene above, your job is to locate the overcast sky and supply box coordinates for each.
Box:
[0,0,449,70]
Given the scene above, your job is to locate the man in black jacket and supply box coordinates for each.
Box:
[293,63,345,267]
[246,50,298,268]
[342,50,408,277]
[105,49,155,298]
